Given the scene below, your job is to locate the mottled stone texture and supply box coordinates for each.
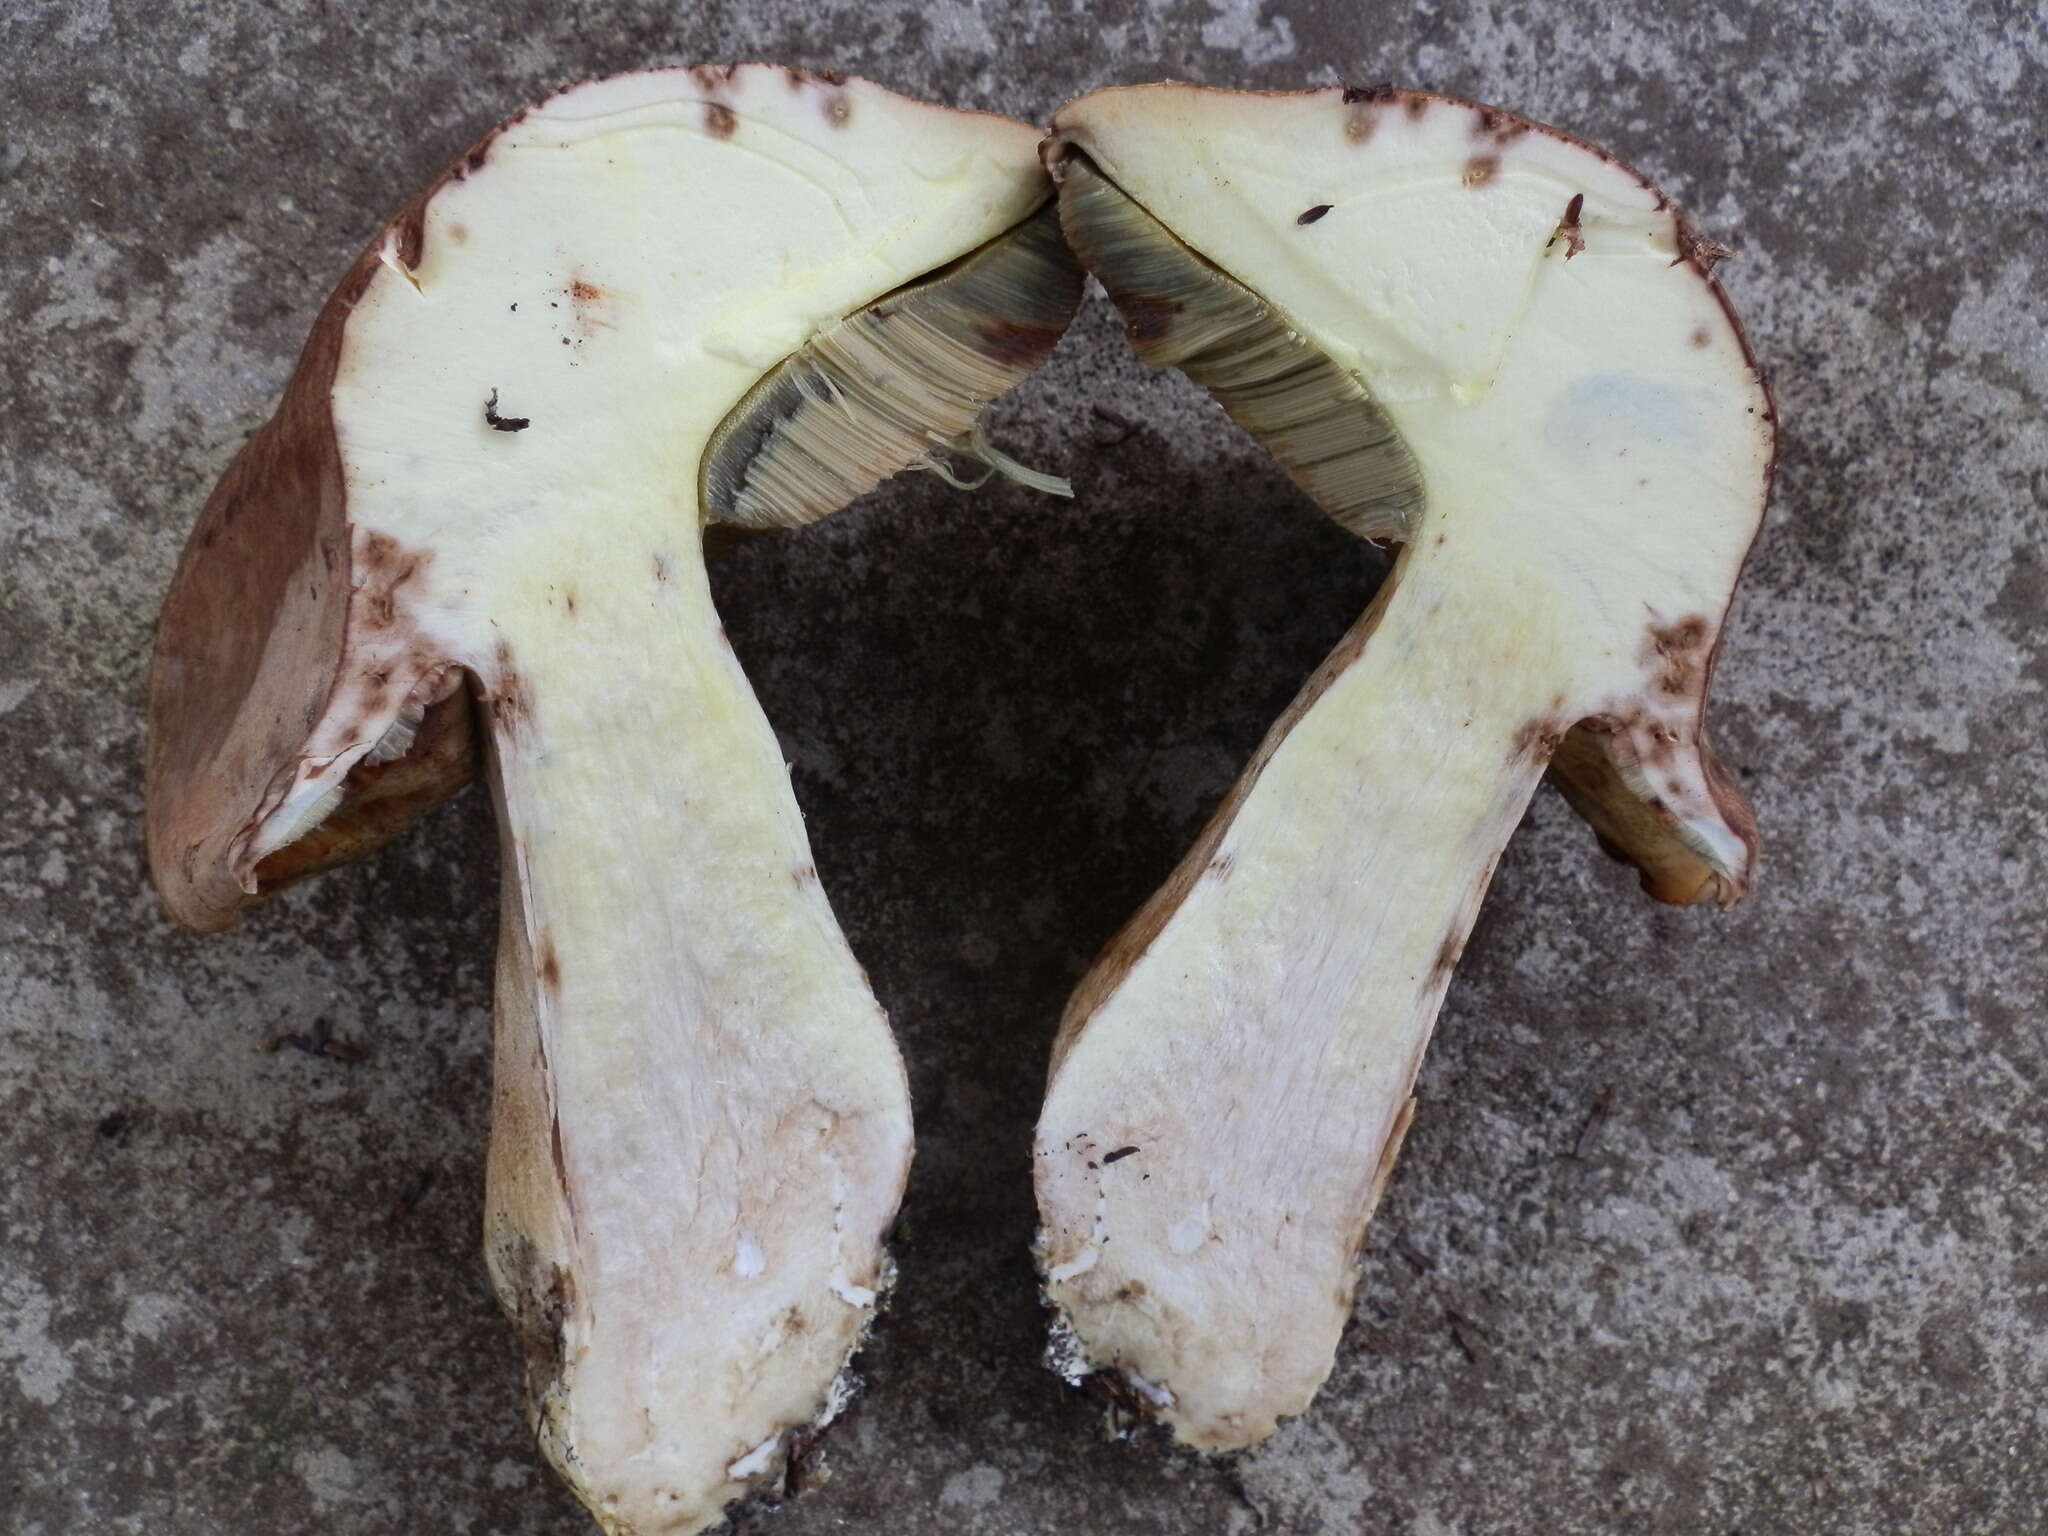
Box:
[1,1,2043,1532]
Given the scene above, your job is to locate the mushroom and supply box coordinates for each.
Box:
[1033,84,1774,1449]
[146,68,1081,1534]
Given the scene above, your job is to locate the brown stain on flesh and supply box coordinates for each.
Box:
[487,641,533,734]
[493,1231,575,1404]
[549,1114,571,1198]
[353,531,427,632]
[1428,928,1466,987]
[1511,715,1568,763]
[1474,107,1530,147]
[1364,1097,1418,1220]
[1463,154,1500,188]
[535,932,562,995]
[1644,614,1712,697]
[704,101,738,139]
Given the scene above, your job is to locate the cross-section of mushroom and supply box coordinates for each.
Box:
[1035,84,1773,1450]
[145,67,1081,1535]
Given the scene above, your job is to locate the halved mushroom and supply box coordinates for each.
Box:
[1034,84,1773,1449]
[146,67,1081,1535]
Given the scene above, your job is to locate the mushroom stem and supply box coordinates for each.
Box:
[471,525,909,1532]
[1037,532,1557,1448]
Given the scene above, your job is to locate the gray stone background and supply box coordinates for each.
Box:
[3,0,2044,1531]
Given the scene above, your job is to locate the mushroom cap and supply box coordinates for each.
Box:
[146,67,1049,933]
[1048,81,1774,901]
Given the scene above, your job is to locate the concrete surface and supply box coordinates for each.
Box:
[3,1,2044,1531]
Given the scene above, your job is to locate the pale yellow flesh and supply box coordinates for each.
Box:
[1038,86,1771,1448]
[244,71,1047,1536]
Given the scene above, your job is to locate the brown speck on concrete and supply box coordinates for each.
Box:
[265,1019,371,1064]
[1393,1232,1436,1275]
[1447,1310,1489,1365]
[389,1166,436,1223]
[1572,1088,1616,1159]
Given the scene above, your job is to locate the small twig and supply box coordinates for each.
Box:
[389,1167,436,1225]
[1446,1308,1488,1365]
[1572,1087,1615,1159]
[1392,1232,1435,1275]
[1090,402,1134,446]
[265,1016,370,1065]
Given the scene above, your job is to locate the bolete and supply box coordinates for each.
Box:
[1034,85,1774,1449]
[146,68,1081,1534]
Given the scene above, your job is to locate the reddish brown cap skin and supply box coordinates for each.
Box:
[144,153,478,934]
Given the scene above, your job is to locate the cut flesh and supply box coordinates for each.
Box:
[145,68,1080,1535]
[1036,85,1773,1449]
